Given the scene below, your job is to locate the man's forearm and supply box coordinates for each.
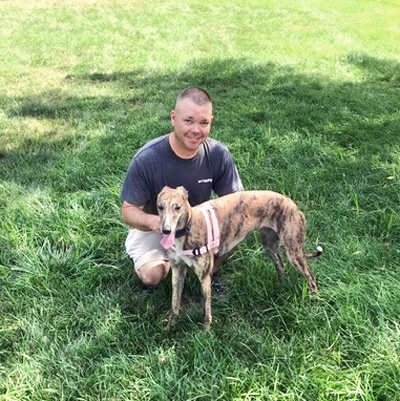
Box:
[121,202,161,233]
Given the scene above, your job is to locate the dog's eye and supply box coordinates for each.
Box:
[157,205,164,211]
[174,205,181,211]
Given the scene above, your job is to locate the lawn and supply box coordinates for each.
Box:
[1,0,400,400]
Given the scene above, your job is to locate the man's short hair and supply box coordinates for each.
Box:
[175,87,212,107]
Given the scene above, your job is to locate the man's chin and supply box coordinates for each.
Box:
[186,138,205,148]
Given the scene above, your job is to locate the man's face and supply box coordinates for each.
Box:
[170,98,213,155]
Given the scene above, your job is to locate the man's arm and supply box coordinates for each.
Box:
[121,201,161,234]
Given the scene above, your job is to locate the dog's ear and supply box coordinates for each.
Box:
[157,186,169,200]
[177,186,189,201]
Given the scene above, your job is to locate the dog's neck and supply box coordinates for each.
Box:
[172,223,191,238]
[178,203,192,237]
[170,203,220,257]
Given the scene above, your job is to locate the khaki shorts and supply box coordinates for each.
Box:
[125,228,168,271]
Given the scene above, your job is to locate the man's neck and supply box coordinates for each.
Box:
[168,133,199,159]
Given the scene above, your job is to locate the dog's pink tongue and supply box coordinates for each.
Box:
[160,231,176,249]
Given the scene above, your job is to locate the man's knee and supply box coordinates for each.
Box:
[137,260,170,286]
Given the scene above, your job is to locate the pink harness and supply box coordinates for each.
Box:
[173,204,220,256]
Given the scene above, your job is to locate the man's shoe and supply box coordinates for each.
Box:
[143,285,157,294]
[211,273,224,297]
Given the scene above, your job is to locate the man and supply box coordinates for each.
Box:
[120,87,244,288]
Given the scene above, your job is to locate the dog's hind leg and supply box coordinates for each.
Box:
[284,247,318,292]
[166,263,187,330]
[260,227,286,281]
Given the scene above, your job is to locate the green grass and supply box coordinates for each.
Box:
[1,0,400,399]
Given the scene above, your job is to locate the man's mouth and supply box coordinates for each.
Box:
[186,132,202,141]
[186,135,204,147]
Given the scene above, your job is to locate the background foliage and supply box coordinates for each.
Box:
[1,0,400,400]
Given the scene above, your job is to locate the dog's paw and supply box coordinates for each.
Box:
[164,317,177,332]
[203,323,212,332]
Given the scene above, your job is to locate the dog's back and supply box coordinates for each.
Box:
[206,191,304,255]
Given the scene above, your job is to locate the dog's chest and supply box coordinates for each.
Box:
[168,250,195,267]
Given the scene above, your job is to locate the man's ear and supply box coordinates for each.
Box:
[170,109,176,126]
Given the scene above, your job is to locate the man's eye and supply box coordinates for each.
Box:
[184,119,192,124]
[200,121,209,126]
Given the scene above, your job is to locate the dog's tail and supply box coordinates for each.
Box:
[306,245,323,259]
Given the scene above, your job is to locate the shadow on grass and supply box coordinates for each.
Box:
[1,55,399,195]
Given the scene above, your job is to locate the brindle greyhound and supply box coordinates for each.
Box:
[157,186,323,330]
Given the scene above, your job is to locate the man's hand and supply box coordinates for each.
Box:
[146,214,162,234]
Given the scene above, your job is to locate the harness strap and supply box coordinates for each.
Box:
[172,204,220,256]
[208,206,220,251]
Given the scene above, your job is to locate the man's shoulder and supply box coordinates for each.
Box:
[204,138,232,158]
[204,137,230,152]
[135,135,169,159]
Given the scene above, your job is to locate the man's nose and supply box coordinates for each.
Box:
[190,123,201,133]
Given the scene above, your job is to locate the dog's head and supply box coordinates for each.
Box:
[157,186,191,249]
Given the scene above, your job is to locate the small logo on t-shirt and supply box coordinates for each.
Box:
[198,178,213,184]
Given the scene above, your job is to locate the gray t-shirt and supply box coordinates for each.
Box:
[120,135,244,214]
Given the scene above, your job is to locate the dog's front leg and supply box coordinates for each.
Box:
[165,262,187,331]
[201,272,213,330]
[194,255,213,331]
